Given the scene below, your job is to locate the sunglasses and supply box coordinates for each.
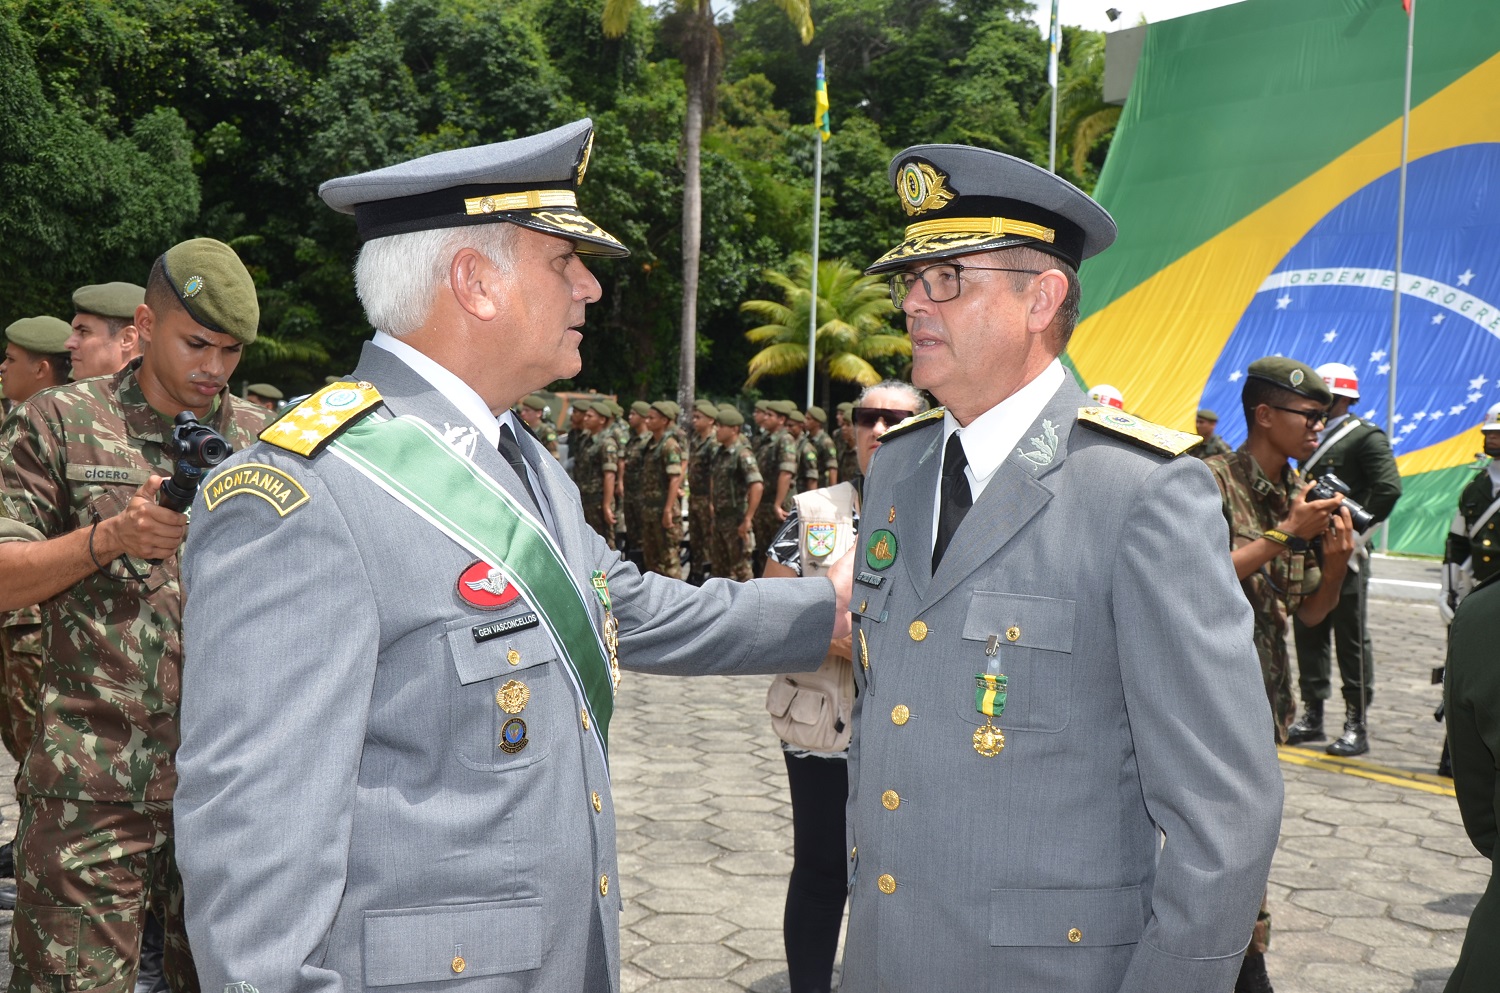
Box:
[1269,404,1329,428]
[852,407,917,428]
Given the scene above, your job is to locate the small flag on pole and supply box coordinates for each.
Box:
[815,53,831,142]
[1048,0,1061,87]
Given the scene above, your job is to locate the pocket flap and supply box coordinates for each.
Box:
[363,899,543,985]
[989,885,1143,947]
[445,617,557,685]
[766,676,797,718]
[851,582,892,624]
[787,688,826,724]
[14,904,82,976]
[962,592,1075,654]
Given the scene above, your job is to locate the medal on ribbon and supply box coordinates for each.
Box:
[591,570,621,692]
[972,670,1007,757]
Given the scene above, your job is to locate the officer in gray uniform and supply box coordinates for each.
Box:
[842,144,1281,993]
[175,120,852,993]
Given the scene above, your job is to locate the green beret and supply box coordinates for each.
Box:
[650,400,678,419]
[837,402,854,417]
[806,405,827,424]
[754,399,771,411]
[72,282,145,320]
[159,238,259,344]
[521,394,548,411]
[786,408,804,423]
[605,399,624,417]
[1245,357,1332,405]
[247,383,284,400]
[4,316,72,355]
[1196,408,1219,422]
[768,399,798,417]
[589,400,614,417]
[631,400,652,417]
[715,405,744,427]
[694,399,719,417]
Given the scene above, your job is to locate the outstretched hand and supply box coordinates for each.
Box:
[827,546,854,640]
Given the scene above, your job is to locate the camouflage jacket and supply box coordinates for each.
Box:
[574,431,618,500]
[0,360,271,801]
[1186,434,1233,461]
[621,430,651,505]
[811,430,839,486]
[1205,448,1321,671]
[837,434,861,487]
[638,432,683,508]
[755,429,798,512]
[531,420,560,460]
[794,435,820,492]
[711,438,763,521]
[689,433,718,504]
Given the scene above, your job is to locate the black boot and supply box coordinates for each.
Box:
[1285,700,1325,745]
[1326,703,1369,757]
[1234,951,1274,993]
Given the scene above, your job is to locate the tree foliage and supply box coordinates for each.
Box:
[0,0,1114,405]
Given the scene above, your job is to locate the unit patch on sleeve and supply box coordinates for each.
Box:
[203,463,310,516]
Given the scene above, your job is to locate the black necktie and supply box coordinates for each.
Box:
[932,432,972,572]
[498,423,540,510]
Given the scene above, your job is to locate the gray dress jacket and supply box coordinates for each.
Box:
[841,379,1283,993]
[176,343,833,993]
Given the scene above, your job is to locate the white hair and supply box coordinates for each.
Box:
[857,379,929,413]
[353,223,519,336]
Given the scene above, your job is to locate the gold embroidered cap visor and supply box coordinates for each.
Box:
[317,118,627,257]
[864,144,1117,275]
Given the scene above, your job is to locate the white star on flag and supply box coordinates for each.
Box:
[1362,409,1376,419]
[1457,269,1476,287]
[1470,376,1489,390]
[1432,314,1446,325]
[1392,413,1403,424]
[1451,405,1467,415]
[1229,371,1242,382]
[1413,411,1427,421]
[1401,423,1418,433]
[1470,392,1484,403]
[1276,295,1292,310]
[1431,410,1445,420]
[1370,350,1387,363]
[1378,364,1391,375]
[1323,329,1338,342]
[1391,435,1405,446]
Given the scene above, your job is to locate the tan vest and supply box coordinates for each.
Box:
[766,483,857,752]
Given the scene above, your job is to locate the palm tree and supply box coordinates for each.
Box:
[1056,30,1119,185]
[742,253,909,403]
[603,0,813,419]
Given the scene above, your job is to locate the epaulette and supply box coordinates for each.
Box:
[1076,406,1200,457]
[259,380,384,459]
[878,406,946,443]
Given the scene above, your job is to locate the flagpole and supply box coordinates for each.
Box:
[1048,0,1060,173]
[1383,0,1415,554]
[808,51,825,411]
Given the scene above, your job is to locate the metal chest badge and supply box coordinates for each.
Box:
[866,529,898,571]
[458,561,521,610]
[973,634,1009,757]
[591,570,621,692]
[805,522,838,559]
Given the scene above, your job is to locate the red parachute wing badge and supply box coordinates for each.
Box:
[457,561,522,610]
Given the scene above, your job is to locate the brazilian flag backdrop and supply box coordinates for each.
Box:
[1071,0,1500,555]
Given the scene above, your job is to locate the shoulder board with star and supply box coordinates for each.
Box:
[1076,406,1200,458]
[877,406,946,443]
[259,380,384,459]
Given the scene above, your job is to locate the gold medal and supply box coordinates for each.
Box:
[973,719,1005,757]
[604,613,621,691]
[496,679,530,714]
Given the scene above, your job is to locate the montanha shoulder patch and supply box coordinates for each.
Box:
[878,406,946,443]
[203,463,310,517]
[260,381,383,458]
[1076,406,1200,457]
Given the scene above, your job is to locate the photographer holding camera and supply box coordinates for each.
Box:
[0,238,271,993]
[1204,356,1355,993]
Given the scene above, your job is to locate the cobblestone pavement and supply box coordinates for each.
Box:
[0,553,1484,992]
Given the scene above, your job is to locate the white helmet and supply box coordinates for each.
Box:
[1483,401,1500,433]
[1088,384,1124,409]
[1316,362,1359,399]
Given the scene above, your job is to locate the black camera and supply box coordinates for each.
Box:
[158,412,231,513]
[1305,472,1375,534]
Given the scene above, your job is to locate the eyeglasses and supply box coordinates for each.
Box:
[889,262,1044,307]
[852,407,917,428]
[1270,405,1329,428]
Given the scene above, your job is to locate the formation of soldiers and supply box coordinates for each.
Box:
[550,393,855,583]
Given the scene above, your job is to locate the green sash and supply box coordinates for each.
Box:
[328,414,614,758]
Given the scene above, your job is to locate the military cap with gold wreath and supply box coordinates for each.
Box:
[865,144,1117,274]
[318,119,627,257]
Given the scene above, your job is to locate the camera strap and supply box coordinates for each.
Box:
[1302,417,1362,472]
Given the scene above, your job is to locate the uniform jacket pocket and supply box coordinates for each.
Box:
[989,885,1144,947]
[363,898,543,985]
[957,592,1076,733]
[444,617,558,771]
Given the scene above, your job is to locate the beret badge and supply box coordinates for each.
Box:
[898,161,956,216]
[1289,368,1305,386]
[182,275,205,298]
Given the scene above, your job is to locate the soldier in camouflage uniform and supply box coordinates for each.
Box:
[805,406,840,487]
[1186,408,1232,460]
[619,401,652,560]
[1204,357,1354,993]
[518,393,560,460]
[688,399,720,581]
[786,409,820,494]
[637,401,684,578]
[574,400,619,548]
[835,402,860,487]
[752,401,797,573]
[710,406,763,581]
[0,239,273,993]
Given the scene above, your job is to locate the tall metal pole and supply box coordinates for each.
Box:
[1048,0,1060,173]
[807,53,825,411]
[1383,0,1415,554]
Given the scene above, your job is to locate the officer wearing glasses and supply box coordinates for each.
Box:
[839,143,1283,993]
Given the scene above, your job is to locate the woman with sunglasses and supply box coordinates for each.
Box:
[761,380,926,993]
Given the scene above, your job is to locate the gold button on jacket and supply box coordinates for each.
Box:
[451,957,466,974]
[890,704,910,725]
[591,791,602,813]
[1067,928,1082,943]
[877,873,897,894]
[1006,625,1021,642]
[599,874,609,896]
[908,620,928,641]
[881,790,901,810]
